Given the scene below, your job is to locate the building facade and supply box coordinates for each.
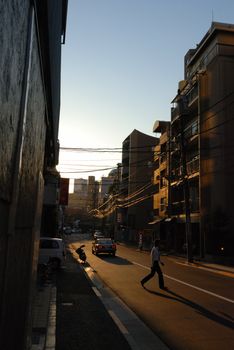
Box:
[152,121,172,246]
[98,176,115,206]
[0,1,67,349]
[119,129,158,243]
[73,178,88,210]
[170,22,234,259]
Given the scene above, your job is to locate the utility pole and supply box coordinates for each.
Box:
[114,163,121,240]
[179,94,193,263]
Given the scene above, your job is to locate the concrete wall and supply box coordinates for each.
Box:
[200,54,234,255]
[0,3,46,349]
[0,1,67,348]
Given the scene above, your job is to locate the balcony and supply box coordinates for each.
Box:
[171,96,189,122]
[171,198,199,215]
[187,157,199,176]
[171,201,184,215]
[171,166,183,181]
[184,121,199,140]
[160,152,167,165]
[187,84,198,107]
[171,106,179,122]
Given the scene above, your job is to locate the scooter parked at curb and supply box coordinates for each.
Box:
[76,244,87,263]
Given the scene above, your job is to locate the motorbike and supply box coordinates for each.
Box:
[76,244,86,263]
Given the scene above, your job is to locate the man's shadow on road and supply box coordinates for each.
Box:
[144,286,234,330]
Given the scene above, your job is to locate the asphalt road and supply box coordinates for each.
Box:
[69,235,234,350]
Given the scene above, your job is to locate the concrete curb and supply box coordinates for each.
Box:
[83,263,170,350]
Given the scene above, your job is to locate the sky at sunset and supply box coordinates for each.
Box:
[57,0,234,185]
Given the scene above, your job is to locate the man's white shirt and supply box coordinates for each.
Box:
[150,246,160,265]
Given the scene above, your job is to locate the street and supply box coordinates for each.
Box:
[68,234,234,350]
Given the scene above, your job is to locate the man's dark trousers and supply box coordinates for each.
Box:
[141,261,164,288]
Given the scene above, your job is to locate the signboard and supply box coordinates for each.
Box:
[59,178,69,205]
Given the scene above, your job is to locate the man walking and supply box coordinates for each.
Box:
[141,239,166,290]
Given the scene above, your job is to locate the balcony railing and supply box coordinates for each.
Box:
[171,198,199,215]
[184,121,198,140]
[171,106,179,122]
[187,84,198,106]
[171,156,199,181]
[171,201,184,215]
[187,157,199,175]
[171,166,183,181]
[171,96,189,122]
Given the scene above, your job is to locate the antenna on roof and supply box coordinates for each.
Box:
[212,9,214,23]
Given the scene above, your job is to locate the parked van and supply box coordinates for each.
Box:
[38,237,66,268]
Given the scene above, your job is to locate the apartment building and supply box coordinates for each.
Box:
[74,178,88,193]
[152,121,170,218]
[87,176,99,211]
[98,175,115,206]
[152,121,172,246]
[68,177,98,215]
[170,22,234,259]
[119,129,158,243]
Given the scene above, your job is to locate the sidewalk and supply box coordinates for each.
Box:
[55,249,132,350]
[117,241,234,275]
[31,281,56,350]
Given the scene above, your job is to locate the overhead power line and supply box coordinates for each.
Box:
[59,166,116,173]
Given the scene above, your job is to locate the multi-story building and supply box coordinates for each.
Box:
[73,178,88,210]
[152,121,171,218]
[74,178,88,194]
[87,176,99,211]
[67,177,98,227]
[170,22,234,259]
[98,175,115,206]
[119,129,158,243]
[152,121,171,244]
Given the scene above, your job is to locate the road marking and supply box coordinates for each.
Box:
[173,260,234,278]
[133,262,150,270]
[132,261,234,304]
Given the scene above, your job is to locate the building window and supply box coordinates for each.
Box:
[160,143,167,164]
